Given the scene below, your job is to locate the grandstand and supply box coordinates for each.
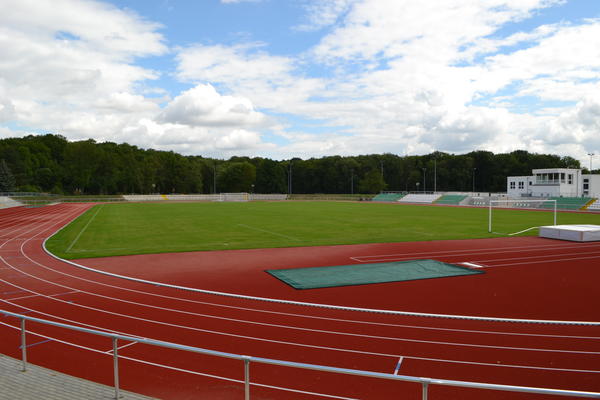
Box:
[398,193,442,204]
[372,192,405,202]
[540,197,593,210]
[435,194,467,205]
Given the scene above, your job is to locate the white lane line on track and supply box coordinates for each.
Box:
[237,223,301,241]
[7,290,79,302]
[349,241,600,262]
[19,238,600,343]
[0,320,358,400]
[65,204,103,253]
[4,257,600,359]
[10,222,600,356]
[4,205,600,376]
[10,203,600,346]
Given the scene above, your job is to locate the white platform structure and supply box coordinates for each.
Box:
[539,225,600,242]
[398,193,442,203]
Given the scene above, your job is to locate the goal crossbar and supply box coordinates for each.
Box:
[488,199,557,233]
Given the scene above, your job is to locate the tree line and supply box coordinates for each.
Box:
[0,134,583,195]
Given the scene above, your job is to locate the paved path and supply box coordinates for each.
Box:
[0,355,157,400]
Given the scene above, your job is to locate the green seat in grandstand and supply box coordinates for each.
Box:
[435,195,467,205]
[540,197,592,210]
[372,193,405,202]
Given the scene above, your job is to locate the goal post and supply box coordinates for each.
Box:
[488,199,557,234]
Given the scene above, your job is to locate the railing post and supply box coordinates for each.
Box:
[20,318,27,372]
[113,337,120,399]
[422,381,428,400]
[243,356,250,400]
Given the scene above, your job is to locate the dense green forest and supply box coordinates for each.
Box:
[0,134,584,195]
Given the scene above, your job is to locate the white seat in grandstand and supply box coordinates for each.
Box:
[587,199,600,210]
[397,193,442,204]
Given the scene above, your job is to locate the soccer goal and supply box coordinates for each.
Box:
[488,199,557,234]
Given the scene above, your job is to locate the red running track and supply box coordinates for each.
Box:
[0,203,599,400]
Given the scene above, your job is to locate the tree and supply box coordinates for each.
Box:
[217,162,256,192]
[0,159,16,191]
[358,169,387,193]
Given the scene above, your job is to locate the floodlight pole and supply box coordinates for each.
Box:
[588,153,595,173]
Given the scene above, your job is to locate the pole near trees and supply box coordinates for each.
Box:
[588,153,595,172]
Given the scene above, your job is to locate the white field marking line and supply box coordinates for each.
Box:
[4,257,600,360]
[460,262,487,269]
[7,290,79,302]
[103,340,138,354]
[39,209,600,326]
[393,357,404,375]
[472,249,600,265]
[349,241,600,262]
[237,223,301,241]
[11,203,600,347]
[13,224,600,355]
[0,320,358,400]
[65,204,103,253]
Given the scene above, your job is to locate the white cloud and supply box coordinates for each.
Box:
[160,84,265,127]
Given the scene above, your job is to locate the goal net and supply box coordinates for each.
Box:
[488,199,557,235]
[217,193,250,202]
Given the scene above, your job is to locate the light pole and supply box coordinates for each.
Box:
[588,153,595,173]
[472,167,476,193]
[213,163,217,194]
[422,168,426,192]
[288,161,293,195]
[434,157,437,193]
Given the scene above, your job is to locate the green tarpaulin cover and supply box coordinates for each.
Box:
[266,259,483,290]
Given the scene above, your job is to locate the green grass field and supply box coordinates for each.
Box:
[46,201,600,259]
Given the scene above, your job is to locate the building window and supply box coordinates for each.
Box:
[568,174,573,184]
[561,173,565,183]
[584,178,589,183]
[518,181,524,189]
[510,182,516,189]
[584,183,589,190]
[529,181,532,185]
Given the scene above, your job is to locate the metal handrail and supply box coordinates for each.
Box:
[2,309,599,399]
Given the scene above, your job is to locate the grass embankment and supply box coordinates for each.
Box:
[46,201,600,259]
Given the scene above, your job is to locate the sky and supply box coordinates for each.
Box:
[1,0,599,165]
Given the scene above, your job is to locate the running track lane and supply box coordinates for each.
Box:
[0,203,599,399]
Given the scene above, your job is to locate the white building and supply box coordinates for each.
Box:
[507,168,600,198]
